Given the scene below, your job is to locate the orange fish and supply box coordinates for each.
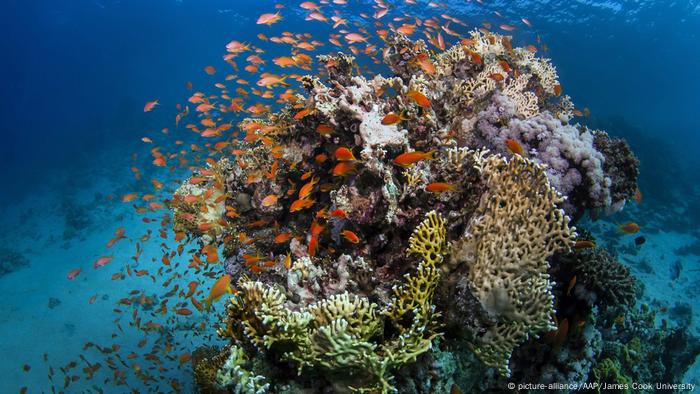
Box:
[405,90,431,108]
[381,111,408,125]
[300,1,320,11]
[315,153,328,163]
[143,100,159,112]
[618,222,640,234]
[294,108,313,120]
[175,308,193,316]
[392,150,436,167]
[344,33,367,44]
[411,53,435,75]
[274,232,293,244]
[425,182,459,193]
[332,162,357,176]
[330,208,347,218]
[634,188,642,204]
[93,256,113,269]
[554,84,562,96]
[284,251,292,269]
[257,12,283,26]
[316,123,334,135]
[203,274,232,310]
[290,197,315,212]
[340,230,360,243]
[334,147,357,161]
[203,65,216,75]
[67,268,82,280]
[261,194,279,207]
[499,60,512,73]
[499,24,516,31]
[489,73,505,82]
[505,139,524,156]
[308,235,319,257]
[121,193,139,202]
[299,176,319,199]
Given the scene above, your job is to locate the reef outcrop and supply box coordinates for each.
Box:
[174,31,662,393]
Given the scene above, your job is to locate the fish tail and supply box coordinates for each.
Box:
[426,149,438,160]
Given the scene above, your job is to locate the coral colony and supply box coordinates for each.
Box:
[159,26,697,393]
[161,30,694,393]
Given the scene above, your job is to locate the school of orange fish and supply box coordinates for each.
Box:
[18,1,642,393]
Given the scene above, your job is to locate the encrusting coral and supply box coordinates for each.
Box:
[171,29,645,392]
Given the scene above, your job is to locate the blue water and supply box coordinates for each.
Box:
[1,0,699,392]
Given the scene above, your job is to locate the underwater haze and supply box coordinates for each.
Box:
[1,0,700,393]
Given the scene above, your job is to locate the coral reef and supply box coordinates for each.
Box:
[555,247,637,307]
[216,211,447,393]
[169,30,664,392]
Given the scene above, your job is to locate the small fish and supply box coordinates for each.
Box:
[316,123,334,135]
[489,73,505,82]
[257,11,283,26]
[344,33,367,44]
[381,111,408,125]
[505,138,524,156]
[331,162,357,176]
[554,84,562,96]
[499,24,516,32]
[143,100,159,112]
[294,108,313,120]
[634,188,642,204]
[257,74,289,88]
[261,194,278,207]
[411,53,436,75]
[425,182,459,193]
[203,65,216,75]
[521,18,532,27]
[334,147,357,161]
[93,256,113,269]
[405,90,431,108]
[330,208,347,218]
[340,230,360,243]
[67,268,82,280]
[290,197,315,212]
[574,240,596,249]
[284,251,292,269]
[392,150,437,167]
[274,232,293,243]
[299,176,319,199]
[315,153,328,163]
[618,222,640,234]
[634,236,646,246]
[203,274,232,310]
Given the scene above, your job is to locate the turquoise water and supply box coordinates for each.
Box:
[1,0,699,392]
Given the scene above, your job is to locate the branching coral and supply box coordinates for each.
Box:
[450,153,575,376]
[216,212,447,393]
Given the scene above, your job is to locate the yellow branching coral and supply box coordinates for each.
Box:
[451,153,575,376]
[217,212,448,393]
